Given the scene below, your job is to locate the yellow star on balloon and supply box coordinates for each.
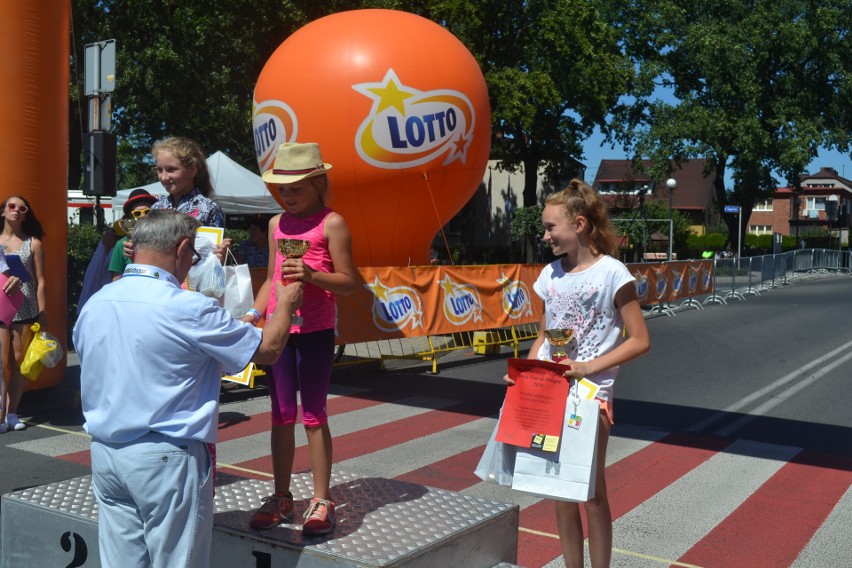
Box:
[367,75,416,115]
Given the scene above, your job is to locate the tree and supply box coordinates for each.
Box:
[600,0,851,249]
[69,0,447,189]
[433,1,632,207]
[70,0,319,188]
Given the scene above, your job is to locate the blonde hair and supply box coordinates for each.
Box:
[545,179,618,256]
[309,175,329,205]
[151,136,214,197]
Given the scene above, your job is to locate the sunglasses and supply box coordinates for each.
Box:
[6,203,28,213]
[185,239,202,266]
[130,208,151,219]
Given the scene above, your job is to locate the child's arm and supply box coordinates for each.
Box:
[242,214,281,324]
[282,212,356,296]
[32,238,47,326]
[561,281,650,379]
[0,250,18,294]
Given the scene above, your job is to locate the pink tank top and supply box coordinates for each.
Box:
[268,207,336,333]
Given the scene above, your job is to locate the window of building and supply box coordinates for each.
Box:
[806,197,826,211]
[749,225,772,236]
[753,199,773,211]
[596,182,650,194]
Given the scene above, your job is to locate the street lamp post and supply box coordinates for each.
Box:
[666,178,677,261]
[828,194,839,250]
[792,192,801,247]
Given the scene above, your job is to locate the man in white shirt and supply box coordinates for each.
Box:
[74,209,302,568]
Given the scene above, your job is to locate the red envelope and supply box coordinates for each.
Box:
[495,358,571,450]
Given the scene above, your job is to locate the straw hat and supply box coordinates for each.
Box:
[261,143,332,184]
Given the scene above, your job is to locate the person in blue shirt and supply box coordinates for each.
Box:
[73,209,302,568]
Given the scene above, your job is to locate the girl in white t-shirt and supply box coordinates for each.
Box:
[507,179,650,568]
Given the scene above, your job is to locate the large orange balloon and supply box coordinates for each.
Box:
[253,9,491,267]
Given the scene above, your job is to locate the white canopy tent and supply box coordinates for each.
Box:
[113,151,283,217]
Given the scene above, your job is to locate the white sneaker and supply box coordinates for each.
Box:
[5,413,25,431]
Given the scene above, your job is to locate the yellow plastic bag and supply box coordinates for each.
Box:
[20,323,63,381]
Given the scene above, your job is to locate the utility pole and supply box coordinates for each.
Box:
[83,40,117,230]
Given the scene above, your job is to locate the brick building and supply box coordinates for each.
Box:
[591,159,717,235]
[750,167,852,244]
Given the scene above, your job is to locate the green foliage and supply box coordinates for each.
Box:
[70,0,308,186]
[686,233,726,256]
[744,232,797,254]
[446,0,632,206]
[509,206,543,243]
[67,223,105,341]
[509,205,544,262]
[601,0,850,241]
[70,1,632,205]
[224,228,249,246]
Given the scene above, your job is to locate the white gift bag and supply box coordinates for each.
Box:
[221,249,255,318]
[511,381,600,502]
[474,419,517,487]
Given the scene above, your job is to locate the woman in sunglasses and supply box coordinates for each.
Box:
[0,195,45,433]
[108,189,158,280]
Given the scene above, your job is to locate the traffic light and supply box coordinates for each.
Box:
[83,131,116,197]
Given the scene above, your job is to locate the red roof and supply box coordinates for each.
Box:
[592,159,715,210]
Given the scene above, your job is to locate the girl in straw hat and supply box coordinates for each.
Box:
[246,143,356,536]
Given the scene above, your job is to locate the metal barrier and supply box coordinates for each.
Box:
[330,249,850,372]
[335,323,540,374]
[683,248,850,313]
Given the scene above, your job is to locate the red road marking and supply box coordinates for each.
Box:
[216,391,394,442]
[516,432,730,567]
[236,402,488,475]
[395,445,486,491]
[678,451,852,567]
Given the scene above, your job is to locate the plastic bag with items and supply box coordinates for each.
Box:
[187,235,225,298]
[21,323,64,381]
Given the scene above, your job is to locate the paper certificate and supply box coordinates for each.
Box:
[197,226,224,246]
[223,362,255,387]
[495,358,571,452]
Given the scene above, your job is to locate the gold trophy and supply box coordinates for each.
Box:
[116,217,138,237]
[544,328,574,363]
[277,238,310,325]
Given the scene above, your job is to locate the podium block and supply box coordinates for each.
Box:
[2,471,518,568]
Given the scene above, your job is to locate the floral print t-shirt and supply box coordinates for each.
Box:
[532,255,635,401]
[153,188,224,228]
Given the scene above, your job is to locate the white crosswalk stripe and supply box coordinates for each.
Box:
[10,387,852,567]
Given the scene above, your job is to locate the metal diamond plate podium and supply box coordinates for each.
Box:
[1,471,519,568]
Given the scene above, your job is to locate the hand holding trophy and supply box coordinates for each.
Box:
[544,328,574,363]
[117,216,139,237]
[277,238,310,325]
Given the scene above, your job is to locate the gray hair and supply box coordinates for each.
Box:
[132,209,201,253]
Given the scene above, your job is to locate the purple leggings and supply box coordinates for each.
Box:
[268,329,335,427]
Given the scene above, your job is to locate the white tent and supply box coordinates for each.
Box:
[113,151,283,217]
